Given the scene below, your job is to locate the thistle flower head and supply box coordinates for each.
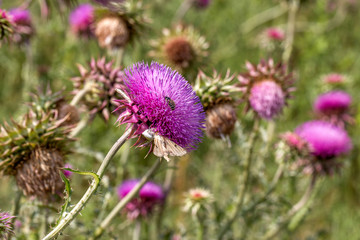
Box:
[237,59,295,120]
[149,24,209,72]
[8,8,34,44]
[323,73,345,84]
[314,91,353,127]
[117,179,164,220]
[69,4,94,38]
[193,70,239,141]
[0,110,74,201]
[295,120,351,159]
[0,211,15,239]
[72,57,125,121]
[94,0,149,49]
[114,62,205,152]
[183,188,213,217]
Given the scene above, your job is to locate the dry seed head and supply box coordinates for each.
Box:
[95,15,129,49]
[205,103,237,140]
[149,24,209,72]
[15,147,65,201]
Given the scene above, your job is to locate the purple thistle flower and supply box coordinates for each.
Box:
[8,8,31,25]
[117,179,164,220]
[249,80,285,120]
[295,120,351,159]
[266,27,285,41]
[69,4,94,37]
[314,91,351,114]
[0,211,15,239]
[114,62,205,151]
[63,163,73,178]
[313,91,353,127]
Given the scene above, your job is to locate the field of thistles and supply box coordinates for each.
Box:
[1,0,360,239]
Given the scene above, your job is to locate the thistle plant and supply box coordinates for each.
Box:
[94,0,149,50]
[72,57,125,121]
[194,70,240,144]
[313,90,353,127]
[237,59,295,120]
[149,24,209,73]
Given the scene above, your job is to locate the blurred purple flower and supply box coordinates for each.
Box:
[249,80,285,120]
[266,27,284,41]
[314,91,351,114]
[69,4,94,37]
[323,73,345,84]
[117,179,164,219]
[63,163,73,178]
[114,62,205,151]
[9,8,31,25]
[295,120,351,159]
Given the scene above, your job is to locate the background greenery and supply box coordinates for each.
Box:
[1,0,360,239]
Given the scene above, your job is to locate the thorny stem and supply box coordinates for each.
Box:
[263,174,317,240]
[282,0,299,64]
[42,127,133,240]
[92,158,163,239]
[217,118,260,240]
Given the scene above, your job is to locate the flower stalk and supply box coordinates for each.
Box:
[92,158,163,239]
[42,127,133,240]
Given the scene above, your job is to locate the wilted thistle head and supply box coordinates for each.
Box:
[294,120,352,175]
[117,179,164,220]
[314,90,353,127]
[0,9,13,43]
[8,8,34,44]
[194,70,240,142]
[69,4,94,38]
[94,0,149,50]
[72,57,125,122]
[183,188,213,217]
[0,211,15,239]
[0,108,74,201]
[237,59,295,120]
[149,24,209,73]
[114,62,205,153]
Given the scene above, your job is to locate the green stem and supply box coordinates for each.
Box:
[282,0,299,63]
[217,118,260,240]
[173,0,193,24]
[92,158,163,239]
[196,214,205,240]
[69,115,89,138]
[133,220,142,240]
[42,127,133,240]
[114,48,125,68]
